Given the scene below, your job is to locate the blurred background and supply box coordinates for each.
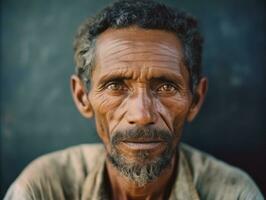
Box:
[1,0,265,197]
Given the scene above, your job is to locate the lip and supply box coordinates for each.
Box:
[121,140,165,150]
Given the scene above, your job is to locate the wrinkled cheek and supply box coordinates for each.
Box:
[91,94,115,114]
[159,97,190,133]
[174,104,190,129]
[90,94,124,143]
[93,112,109,144]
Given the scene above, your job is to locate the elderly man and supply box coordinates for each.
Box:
[4,0,263,199]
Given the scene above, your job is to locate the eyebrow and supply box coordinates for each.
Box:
[150,75,183,85]
[97,73,132,86]
[97,69,184,86]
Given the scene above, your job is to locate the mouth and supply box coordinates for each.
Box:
[121,139,165,150]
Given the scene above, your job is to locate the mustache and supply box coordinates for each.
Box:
[111,127,173,145]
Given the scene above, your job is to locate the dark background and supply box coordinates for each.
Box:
[1,0,265,197]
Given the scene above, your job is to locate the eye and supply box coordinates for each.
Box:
[106,81,128,93]
[157,83,177,95]
[107,82,122,90]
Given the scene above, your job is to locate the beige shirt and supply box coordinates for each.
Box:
[4,143,264,200]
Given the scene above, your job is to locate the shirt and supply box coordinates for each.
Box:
[4,143,264,200]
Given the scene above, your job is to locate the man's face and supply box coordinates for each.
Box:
[72,27,206,185]
[89,27,193,183]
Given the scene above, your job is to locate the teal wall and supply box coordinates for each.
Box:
[1,0,265,196]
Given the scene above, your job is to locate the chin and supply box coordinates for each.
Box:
[107,143,176,187]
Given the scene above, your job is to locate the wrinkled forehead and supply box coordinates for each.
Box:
[96,27,183,55]
[94,27,185,74]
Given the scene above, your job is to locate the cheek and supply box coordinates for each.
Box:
[90,92,125,136]
[157,94,191,130]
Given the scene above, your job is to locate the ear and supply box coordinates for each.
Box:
[70,75,94,118]
[187,77,208,122]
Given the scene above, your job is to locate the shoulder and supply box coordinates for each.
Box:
[4,143,105,200]
[180,143,264,200]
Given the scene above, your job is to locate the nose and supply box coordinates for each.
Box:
[126,89,157,126]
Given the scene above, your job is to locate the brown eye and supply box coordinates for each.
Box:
[157,83,177,95]
[107,83,120,90]
[106,81,127,92]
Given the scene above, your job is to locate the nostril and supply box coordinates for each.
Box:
[128,120,155,126]
[148,121,155,125]
[146,121,155,126]
[128,121,135,125]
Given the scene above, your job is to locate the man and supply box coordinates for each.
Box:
[4,0,264,199]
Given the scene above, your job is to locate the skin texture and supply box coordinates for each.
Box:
[71,27,208,199]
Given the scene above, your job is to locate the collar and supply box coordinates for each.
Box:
[169,149,200,200]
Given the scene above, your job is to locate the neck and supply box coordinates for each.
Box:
[106,155,177,200]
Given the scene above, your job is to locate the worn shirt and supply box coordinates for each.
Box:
[4,143,264,200]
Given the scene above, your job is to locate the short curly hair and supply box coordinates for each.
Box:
[74,0,203,91]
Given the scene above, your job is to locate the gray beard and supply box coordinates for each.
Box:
[107,127,176,187]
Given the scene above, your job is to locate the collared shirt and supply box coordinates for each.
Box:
[4,143,264,200]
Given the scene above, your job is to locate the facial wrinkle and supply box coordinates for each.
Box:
[94,92,113,113]
[102,45,181,64]
[102,53,179,67]
[100,60,182,74]
[102,41,179,58]
[102,41,180,57]
[150,95,173,133]
[105,52,179,63]
[97,39,133,54]
[109,99,128,134]
[98,35,182,58]
[109,110,127,135]
[99,36,180,57]
[158,112,173,133]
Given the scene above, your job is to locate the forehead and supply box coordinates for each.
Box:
[93,27,187,81]
[96,27,183,59]
[96,27,182,48]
